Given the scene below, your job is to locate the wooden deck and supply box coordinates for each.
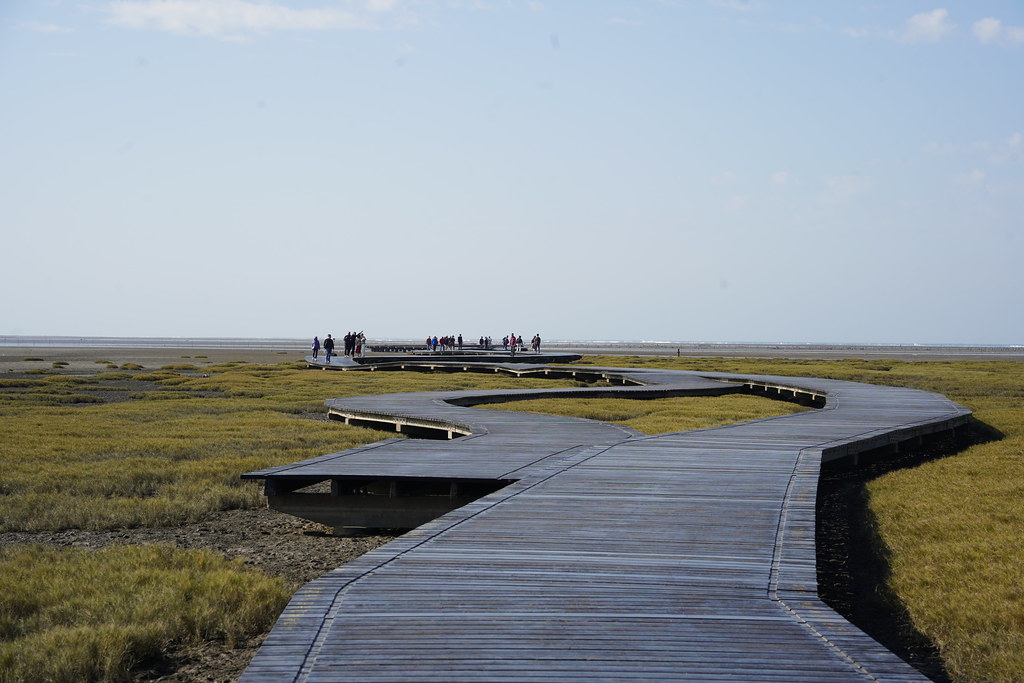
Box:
[240,359,970,682]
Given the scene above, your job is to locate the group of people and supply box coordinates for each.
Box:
[311,331,543,361]
[311,331,366,363]
[426,334,463,352]
[420,333,542,355]
[502,333,542,355]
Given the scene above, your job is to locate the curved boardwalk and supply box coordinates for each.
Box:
[241,360,970,682]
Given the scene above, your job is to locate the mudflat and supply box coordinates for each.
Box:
[0,346,303,375]
[4,340,1023,373]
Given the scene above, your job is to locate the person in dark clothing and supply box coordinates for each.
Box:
[312,336,320,359]
[324,335,335,363]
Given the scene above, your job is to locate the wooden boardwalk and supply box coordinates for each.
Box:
[241,359,970,682]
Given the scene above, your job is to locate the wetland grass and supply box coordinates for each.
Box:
[0,360,588,681]
[477,393,808,435]
[2,354,1021,681]
[0,544,289,682]
[0,362,586,532]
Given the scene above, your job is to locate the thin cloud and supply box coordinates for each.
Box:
[103,0,391,38]
[972,17,1024,46]
[823,174,872,204]
[24,21,74,33]
[900,8,954,43]
[710,0,765,11]
[954,168,986,189]
[990,132,1023,164]
[843,8,955,44]
[841,25,884,40]
[606,17,644,27]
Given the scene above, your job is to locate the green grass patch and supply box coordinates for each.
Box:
[0,362,596,679]
[0,544,289,682]
[478,393,807,435]
[0,364,583,532]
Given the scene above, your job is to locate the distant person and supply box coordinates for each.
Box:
[425,336,432,351]
[458,334,463,350]
[357,331,366,357]
[312,336,320,359]
[509,333,517,357]
[324,334,335,363]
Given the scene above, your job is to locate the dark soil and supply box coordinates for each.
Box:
[0,509,396,682]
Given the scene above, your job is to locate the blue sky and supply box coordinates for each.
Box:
[2,1,1022,343]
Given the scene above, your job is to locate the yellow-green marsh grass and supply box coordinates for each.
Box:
[4,354,1022,681]
[0,362,588,680]
[0,544,289,682]
[0,363,584,532]
[477,393,808,435]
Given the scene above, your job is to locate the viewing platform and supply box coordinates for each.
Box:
[309,350,584,368]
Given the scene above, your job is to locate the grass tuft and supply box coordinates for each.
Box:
[479,394,807,435]
[0,544,289,682]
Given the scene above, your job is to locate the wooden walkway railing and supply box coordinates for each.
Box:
[240,359,969,682]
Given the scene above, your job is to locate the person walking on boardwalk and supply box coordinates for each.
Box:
[312,336,320,359]
[509,333,517,357]
[324,334,335,363]
[356,331,366,357]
